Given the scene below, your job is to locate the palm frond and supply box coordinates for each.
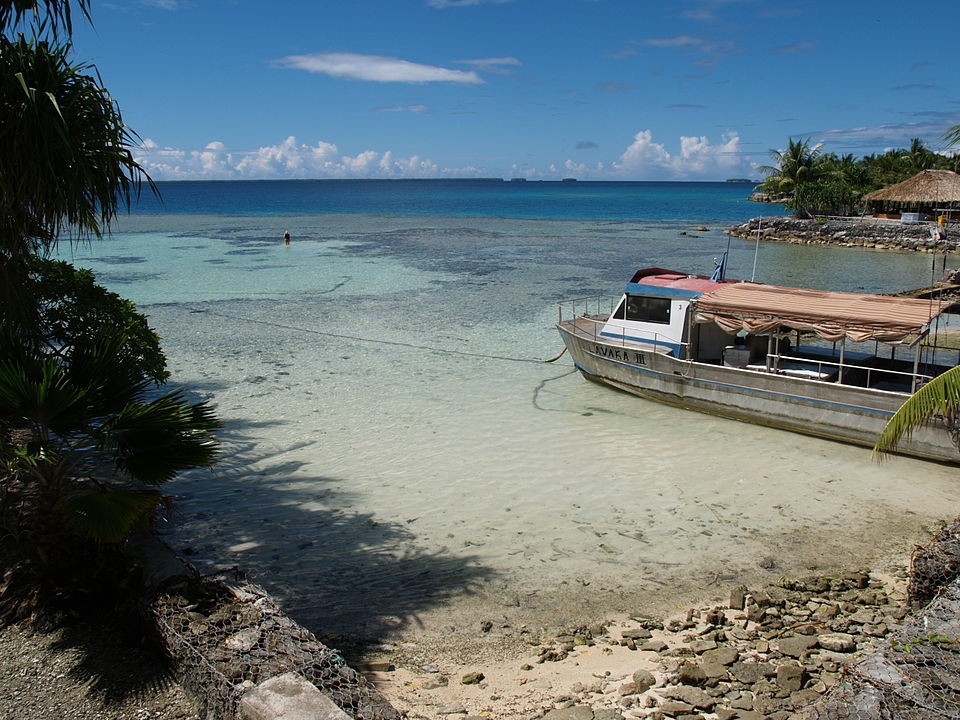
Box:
[873,366,960,459]
[99,391,221,484]
[63,487,160,543]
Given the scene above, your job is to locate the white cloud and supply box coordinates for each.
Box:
[275,52,483,85]
[642,35,703,48]
[374,104,429,113]
[563,130,754,180]
[131,131,756,182]
[455,57,522,74]
[427,0,514,7]
[132,136,474,180]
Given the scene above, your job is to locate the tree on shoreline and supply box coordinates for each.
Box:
[0,1,220,580]
[757,135,960,217]
[757,138,824,194]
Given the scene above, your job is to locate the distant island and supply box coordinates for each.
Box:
[725,178,755,183]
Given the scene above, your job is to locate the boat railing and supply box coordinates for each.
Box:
[557,297,687,357]
[761,352,934,392]
[557,295,621,323]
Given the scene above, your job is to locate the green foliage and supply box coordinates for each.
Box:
[0,1,219,558]
[763,136,959,218]
[0,329,221,543]
[757,137,824,197]
[0,0,89,40]
[873,365,960,459]
[0,35,152,256]
[25,256,168,384]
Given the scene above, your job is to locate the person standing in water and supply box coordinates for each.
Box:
[283,231,291,244]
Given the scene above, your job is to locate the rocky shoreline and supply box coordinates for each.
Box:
[726,216,957,253]
[370,567,911,719]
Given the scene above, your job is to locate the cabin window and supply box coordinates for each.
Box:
[625,295,671,324]
[612,299,625,319]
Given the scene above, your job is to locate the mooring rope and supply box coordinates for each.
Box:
[186,306,570,365]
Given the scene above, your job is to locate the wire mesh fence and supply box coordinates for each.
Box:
[801,520,960,720]
[150,579,398,720]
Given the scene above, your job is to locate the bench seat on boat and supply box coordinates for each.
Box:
[745,360,837,381]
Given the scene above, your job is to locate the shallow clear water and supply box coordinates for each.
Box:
[58,186,960,639]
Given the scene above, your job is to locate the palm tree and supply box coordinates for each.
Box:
[944,124,960,149]
[757,137,824,194]
[0,329,220,547]
[0,1,217,563]
[905,137,936,174]
[0,35,153,335]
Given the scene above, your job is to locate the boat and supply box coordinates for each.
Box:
[555,266,960,463]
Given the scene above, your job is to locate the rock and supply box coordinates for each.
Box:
[438,703,467,715]
[421,676,449,690]
[632,669,656,692]
[678,661,707,686]
[542,707,595,720]
[618,681,640,696]
[662,686,717,710]
[730,662,775,684]
[702,647,739,666]
[224,628,260,653]
[700,661,729,680]
[594,711,623,720]
[658,701,694,716]
[704,608,725,626]
[775,635,818,658]
[689,640,718,654]
[817,633,857,652]
[641,640,669,652]
[461,672,485,684]
[622,628,653,640]
[715,708,737,720]
[775,663,806,692]
[729,586,747,610]
[238,672,351,720]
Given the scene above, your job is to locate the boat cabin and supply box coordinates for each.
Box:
[599,268,960,393]
[599,268,733,359]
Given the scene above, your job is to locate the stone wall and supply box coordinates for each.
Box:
[727,216,956,253]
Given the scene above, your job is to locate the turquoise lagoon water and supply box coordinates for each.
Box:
[60,181,960,640]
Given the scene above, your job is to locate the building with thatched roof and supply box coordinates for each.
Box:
[863,169,960,218]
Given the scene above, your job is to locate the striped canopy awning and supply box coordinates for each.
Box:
[694,282,955,343]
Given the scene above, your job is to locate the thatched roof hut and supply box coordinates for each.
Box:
[863,169,960,215]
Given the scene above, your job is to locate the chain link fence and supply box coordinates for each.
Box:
[802,520,960,720]
[149,578,398,720]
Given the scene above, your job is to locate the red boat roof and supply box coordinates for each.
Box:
[626,267,734,295]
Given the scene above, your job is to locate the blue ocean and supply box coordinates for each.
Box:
[131,179,773,222]
[61,180,960,648]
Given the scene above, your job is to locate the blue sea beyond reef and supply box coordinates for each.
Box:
[133,178,778,222]
[60,179,960,639]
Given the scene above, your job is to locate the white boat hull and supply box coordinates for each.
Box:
[558,316,960,464]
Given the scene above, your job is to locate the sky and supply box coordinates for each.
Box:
[69,0,960,181]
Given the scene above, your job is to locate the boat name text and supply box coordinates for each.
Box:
[593,345,646,365]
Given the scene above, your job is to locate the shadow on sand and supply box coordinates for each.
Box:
[160,400,497,654]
